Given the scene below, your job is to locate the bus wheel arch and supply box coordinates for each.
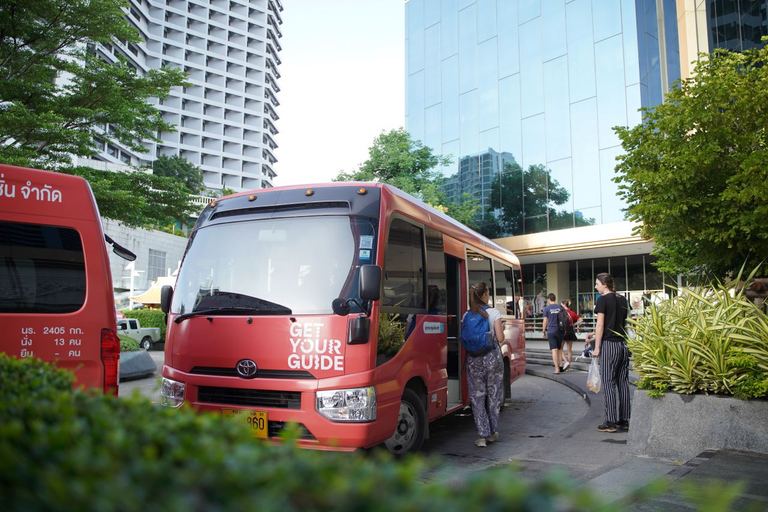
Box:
[384,382,427,456]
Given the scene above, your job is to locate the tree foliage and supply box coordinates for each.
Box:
[478,163,594,238]
[614,42,768,277]
[152,154,204,194]
[334,128,480,228]
[0,0,193,227]
[0,0,188,168]
[63,166,195,229]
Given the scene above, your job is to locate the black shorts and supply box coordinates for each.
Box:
[546,331,564,350]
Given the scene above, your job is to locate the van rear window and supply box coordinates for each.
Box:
[0,221,86,313]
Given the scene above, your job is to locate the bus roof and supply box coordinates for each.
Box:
[210,181,520,267]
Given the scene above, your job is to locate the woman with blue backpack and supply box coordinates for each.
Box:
[461,282,505,448]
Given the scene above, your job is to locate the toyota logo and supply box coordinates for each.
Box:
[236,359,258,379]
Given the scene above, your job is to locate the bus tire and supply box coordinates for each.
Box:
[503,359,511,401]
[384,388,425,455]
[140,336,153,351]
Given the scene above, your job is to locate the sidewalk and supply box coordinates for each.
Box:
[523,360,768,510]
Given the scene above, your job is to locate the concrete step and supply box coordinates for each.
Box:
[526,348,640,384]
[525,347,593,372]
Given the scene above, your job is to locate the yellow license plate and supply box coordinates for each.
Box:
[222,409,268,439]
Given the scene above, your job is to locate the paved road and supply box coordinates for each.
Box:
[119,350,164,403]
[119,351,590,479]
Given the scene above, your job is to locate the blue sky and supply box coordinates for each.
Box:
[273,1,405,186]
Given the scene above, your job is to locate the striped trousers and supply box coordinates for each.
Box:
[600,340,631,424]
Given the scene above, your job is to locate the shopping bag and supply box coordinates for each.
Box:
[587,358,601,393]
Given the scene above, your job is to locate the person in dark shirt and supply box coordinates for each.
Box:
[541,293,565,374]
[591,273,630,433]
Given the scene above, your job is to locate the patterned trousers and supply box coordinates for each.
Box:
[466,347,504,437]
[600,340,631,424]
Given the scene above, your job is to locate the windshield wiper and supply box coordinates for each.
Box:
[174,305,292,324]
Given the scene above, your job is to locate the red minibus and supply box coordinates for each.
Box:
[0,164,135,393]
[160,183,525,453]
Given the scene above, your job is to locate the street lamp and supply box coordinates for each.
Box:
[123,261,144,310]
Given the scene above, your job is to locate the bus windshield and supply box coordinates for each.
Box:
[171,216,375,316]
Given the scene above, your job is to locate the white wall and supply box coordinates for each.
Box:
[102,218,188,304]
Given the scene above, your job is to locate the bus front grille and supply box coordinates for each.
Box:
[198,386,301,409]
[269,421,316,440]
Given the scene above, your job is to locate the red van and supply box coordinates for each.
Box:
[0,164,135,393]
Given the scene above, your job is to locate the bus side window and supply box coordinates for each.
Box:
[382,218,424,309]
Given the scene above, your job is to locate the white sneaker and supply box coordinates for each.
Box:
[475,437,487,447]
[486,432,499,443]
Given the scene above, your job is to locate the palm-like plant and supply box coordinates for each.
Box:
[628,267,768,399]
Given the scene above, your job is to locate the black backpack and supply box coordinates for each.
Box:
[557,307,570,333]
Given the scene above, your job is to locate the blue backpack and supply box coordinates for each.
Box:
[461,306,493,352]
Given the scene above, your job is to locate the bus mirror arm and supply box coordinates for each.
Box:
[332,297,371,318]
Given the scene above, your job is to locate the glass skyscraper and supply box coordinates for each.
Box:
[404,0,767,319]
[405,0,680,237]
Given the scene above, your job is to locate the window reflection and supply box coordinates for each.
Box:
[471,159,596,238]
[404,0,683,237]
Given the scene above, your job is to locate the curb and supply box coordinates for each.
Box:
[525,365,592,405]
[120,350,157,380]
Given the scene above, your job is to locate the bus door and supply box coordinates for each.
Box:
[445,255,463,408]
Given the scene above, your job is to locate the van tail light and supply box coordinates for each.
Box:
[101,328,120,395]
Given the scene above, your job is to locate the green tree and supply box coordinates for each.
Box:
[0,0,188,168]
[63,166,195,229]
[334,128,480,227]
[478,163,594,238]
[0,0,193,227]
[152,154,205,194]
[614,43,768,277]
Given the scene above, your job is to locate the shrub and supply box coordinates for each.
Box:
[628,268,768,398]
[0,355,73,399]
[120,335,141,352]
[121,308,167,341]
[0,354,632,512]
[377,313,406,357]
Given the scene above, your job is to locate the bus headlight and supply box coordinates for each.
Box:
[160,378,186,408]
[316,386,376,422]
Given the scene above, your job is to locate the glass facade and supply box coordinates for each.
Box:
[520,255,675,320]
[405,0,681,238]
[706,0,768,51]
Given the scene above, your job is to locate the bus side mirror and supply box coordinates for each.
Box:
[359,265,381,301]
[105,234,136,261]
[160,285,173,314]
[332,298,351,316]
[332,265,381,318]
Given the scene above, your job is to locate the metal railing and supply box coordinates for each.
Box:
[524,317,597,339]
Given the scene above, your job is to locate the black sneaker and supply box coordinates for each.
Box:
[597,422,618,433]
[616,420,629,431]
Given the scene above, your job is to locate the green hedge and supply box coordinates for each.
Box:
[120,308,167,341]
[2,356,739,512]
[0,356,633,512]
[119,335,140,352]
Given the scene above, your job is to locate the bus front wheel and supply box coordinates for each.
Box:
[384,388,425,455]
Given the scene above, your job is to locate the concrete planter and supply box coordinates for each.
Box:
[119,350,157,380]
[628,389,768,459]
